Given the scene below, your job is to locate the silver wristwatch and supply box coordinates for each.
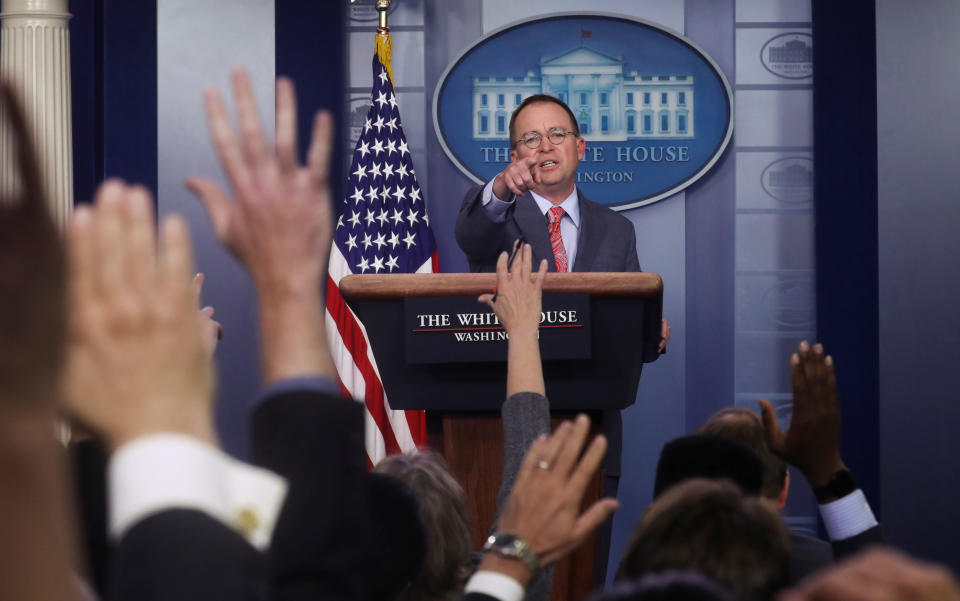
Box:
[482,533,542,575]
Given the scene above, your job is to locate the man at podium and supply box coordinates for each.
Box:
[455,94,669,583]
[455,94,640,276]
[454,94,669,348]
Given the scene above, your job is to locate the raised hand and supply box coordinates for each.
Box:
[485,415,618,584]
[0,80,76,601]
[493,156,541,199]
[759,341,845,488]
[479,242,548,337]
[187,69,334,292]
[479,242,548,396]
[0,82,66,407]
[63,182,215,450]
[187,68,336,384]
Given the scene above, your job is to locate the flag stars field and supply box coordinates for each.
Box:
[332,73,433,275]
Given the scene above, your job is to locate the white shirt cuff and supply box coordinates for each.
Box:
[818,489,879,541]
[109,433,287,550]
[464,570,525,601]
[481,178,515,222]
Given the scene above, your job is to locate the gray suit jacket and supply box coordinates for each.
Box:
[491,392,554,601]
[455,184,640,274]
[789,531,833,584]
[465,392,553,601]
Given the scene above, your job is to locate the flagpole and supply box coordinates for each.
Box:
[377,0,390,33]
[332,0,436,463]
[374,0,395,87]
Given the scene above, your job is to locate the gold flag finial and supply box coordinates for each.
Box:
[374,0,394,86]
[377,0,390,33]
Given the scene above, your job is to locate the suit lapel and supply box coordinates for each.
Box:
[513,193,556,272]
[572,190,601,272]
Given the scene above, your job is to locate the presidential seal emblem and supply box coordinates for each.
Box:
[433,13,734,210]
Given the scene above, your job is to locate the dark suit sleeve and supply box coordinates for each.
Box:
[787,531,834,585]
[108,509,268,601]
[624,221,640,272]
[494,392,551,518]
[573,195,640,273]
[250,390,369,601]
[830,525,884,560]
[455,184,511,272]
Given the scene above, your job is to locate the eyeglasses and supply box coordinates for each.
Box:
[513,127,577,149]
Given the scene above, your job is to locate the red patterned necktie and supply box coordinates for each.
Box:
[547,206,568,272]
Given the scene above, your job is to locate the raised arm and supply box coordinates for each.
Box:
[464,415,619,601]
[479,244,553,600]
[464,252,622,598]
[479,243,548,398]
[0,81,75,601]
[62,180,281,600]
[187,69,336,385]
[759,341,882,554]
[190,69,374,601]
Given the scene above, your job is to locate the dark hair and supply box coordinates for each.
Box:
[508,94,581,146]
[363,472,427,600]
[653,435,764,499]
[374,451,472,601]
[696,408,787,500]
[617,479,790,601]
[588,571,738,601]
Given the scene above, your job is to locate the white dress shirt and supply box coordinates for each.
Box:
[109,433,287,550]
[481,179,581,269]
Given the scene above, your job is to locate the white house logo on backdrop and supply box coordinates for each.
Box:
[761,157,813,203]
[763,279,816,330]
[347,96,371,142]
[760,32,813,79]
[433,13,733,210]
[471,47,695,143]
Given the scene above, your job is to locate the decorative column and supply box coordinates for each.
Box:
[591,74,600,136]
[0,0,73,228]
[611,74,621,135]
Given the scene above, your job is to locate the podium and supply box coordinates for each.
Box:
[340,272,663,601]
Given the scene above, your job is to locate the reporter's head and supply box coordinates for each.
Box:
[617,478,790,601]
[696,408,789,502]
[374,451,471,601]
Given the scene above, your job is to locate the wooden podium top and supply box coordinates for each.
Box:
[339,271,663,299]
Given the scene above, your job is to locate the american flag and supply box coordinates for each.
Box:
[326,42,437,468]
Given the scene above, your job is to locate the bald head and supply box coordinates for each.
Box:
[696,408,786,500]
